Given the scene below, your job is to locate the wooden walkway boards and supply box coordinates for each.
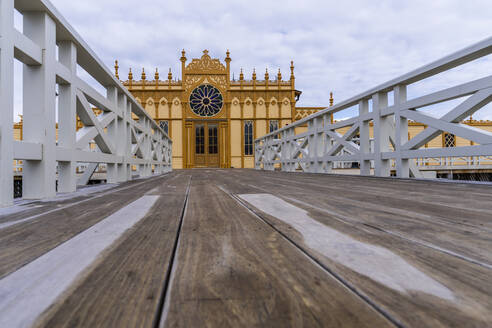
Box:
[0,169,491,327]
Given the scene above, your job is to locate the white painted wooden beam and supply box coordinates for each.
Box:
[13,141,42,160]
[0,0,15,206]
[13,29,42,65]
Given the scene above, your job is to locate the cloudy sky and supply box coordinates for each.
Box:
[14,0,492,121]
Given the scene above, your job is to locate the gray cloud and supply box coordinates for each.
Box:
[14,0,492,121]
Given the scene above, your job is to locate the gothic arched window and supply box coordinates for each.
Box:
[244,121,254,155]
[159,120,169,134]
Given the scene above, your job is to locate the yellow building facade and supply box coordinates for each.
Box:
[118,50,308,169]
[11,49,492,175]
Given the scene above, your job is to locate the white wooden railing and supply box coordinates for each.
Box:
[0,0,172,206]
[255,37,492,178]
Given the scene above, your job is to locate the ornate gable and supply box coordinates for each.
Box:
[185,50,226,74]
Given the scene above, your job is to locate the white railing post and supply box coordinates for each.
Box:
[373,92,391,177]
[126,99,133,180]
[106,86,118,184]
[322,113,332,173]
[314,116,323,173]
[394,85,409,178]
[280,130,288,171]
[287,128,295,172]
[359,99,370,175]
[57,41,77,193]
[307,120,315,172]
[0,0,14,206]
[117,93,128,182]
[22,12,57,199]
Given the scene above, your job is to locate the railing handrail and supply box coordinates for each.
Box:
[257,36,492,141]
[1,0,172,206]
[14,0,167,137]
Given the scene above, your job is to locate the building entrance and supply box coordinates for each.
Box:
[194,122,219,167]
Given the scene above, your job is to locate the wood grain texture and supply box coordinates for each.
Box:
[2,169,491,327]
[216,169,492,327]
[36,174,190,328]
[161,173,392,328]
[0,173,175,279]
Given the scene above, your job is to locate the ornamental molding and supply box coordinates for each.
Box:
[184,75,203,91]
[208,75,228,90]
[185,50,226,75]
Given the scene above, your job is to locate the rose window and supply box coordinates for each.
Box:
[189,84,223,117]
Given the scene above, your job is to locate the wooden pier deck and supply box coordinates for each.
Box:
[0,169,491,327]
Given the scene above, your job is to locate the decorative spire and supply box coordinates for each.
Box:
[329,92,334,107]
[239,68,244,81]
[168,68,172,80]
[141,68,146,80]
[114,60,119,79]
[128,68,133,81]
[277,68,282,81]
[252,68,256,80]
[180,49,186,62]
[264,68,269,81]
[225,49,231,63]
[290,60,295,79]
[155,68,159,81]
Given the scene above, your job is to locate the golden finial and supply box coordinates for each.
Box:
[180,49,186,62]
[252,68,256,80]
[114,60,119,79]
[155,68,159,81]
[265,68,269,81]
[290,60,295,78]
[225,49,231,63]
[239,68,244,81]
[141,68,146,80]
[168,68,172,80]
[329,92,334,107]
[128,68,133,80]
[277,68,282,81]
[203,49,209,56]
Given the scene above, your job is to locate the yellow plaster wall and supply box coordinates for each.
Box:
[244,156,254,168]
[243,101,254,118]
[171,100,182,118]
[230,100,241,118]
[158,99,169,118]
[269,104,279,118]
[281,99,291,118]
[231,157,242,168]
[231,120,241,157]
[256,100,266,118]
[171,120,182,157]
[256,120,267,139]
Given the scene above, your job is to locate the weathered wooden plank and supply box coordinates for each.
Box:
[234,174,492,265]
[216,169,492,327]
[161,178,392,327]
[0,173,175,279]
[35,174,190,328]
